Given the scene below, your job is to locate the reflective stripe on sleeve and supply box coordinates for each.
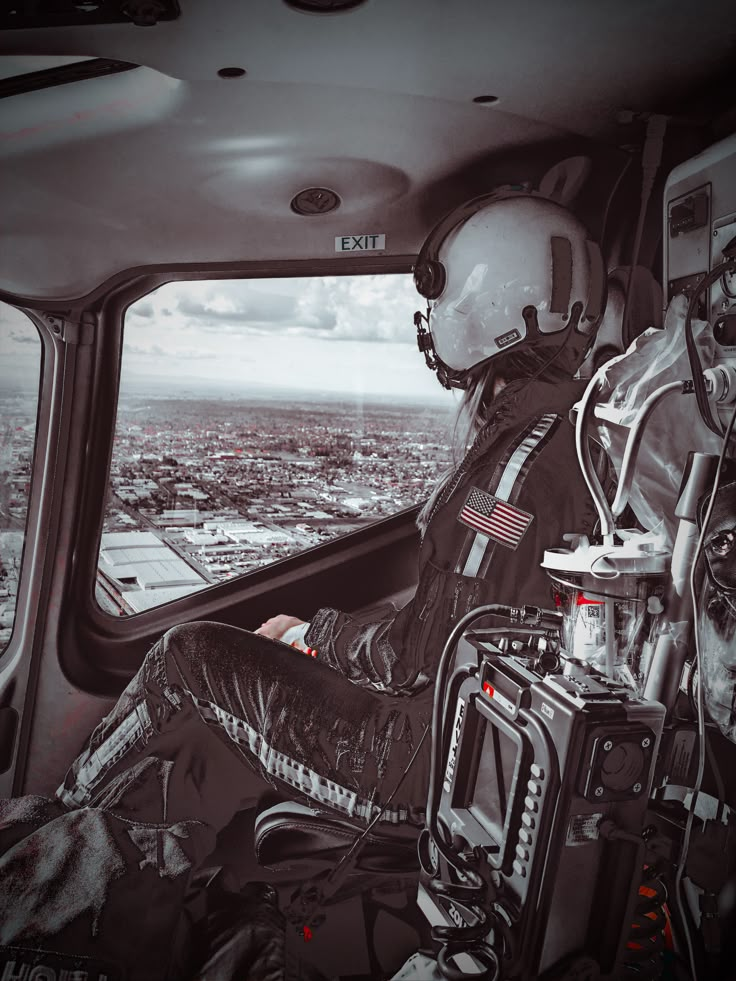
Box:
[457,413,559,578]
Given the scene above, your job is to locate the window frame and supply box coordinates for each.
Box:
[100,271,442,619]
[0,298,80,796]
[0,304,45,663]
[60,255,439,690]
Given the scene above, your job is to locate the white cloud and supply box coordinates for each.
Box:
[0,303,41,388]
[293,275,419,342]
[118,274,445,400]
[0,282,450,403]
[127,274,420,344]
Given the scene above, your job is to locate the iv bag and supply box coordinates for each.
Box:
[592,295,723,549]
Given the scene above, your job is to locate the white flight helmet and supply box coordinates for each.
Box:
[414,190,606,388]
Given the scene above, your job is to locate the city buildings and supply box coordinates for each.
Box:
[1,390,453,631]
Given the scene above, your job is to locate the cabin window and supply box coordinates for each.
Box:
[97,275,455,617]
[0,304,41,655]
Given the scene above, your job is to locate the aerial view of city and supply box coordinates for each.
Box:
[0,387,455,646]
[0,275,456,638]
[1,386,454,635]
[96,392,455,615]
[0,390,37,649]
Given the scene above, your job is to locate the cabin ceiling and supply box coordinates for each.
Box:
[0,0,734,298]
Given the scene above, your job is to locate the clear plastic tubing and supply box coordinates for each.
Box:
[575,368,616,542]
[611,381,684,518]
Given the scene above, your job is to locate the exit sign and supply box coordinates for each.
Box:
[335,234,386,252]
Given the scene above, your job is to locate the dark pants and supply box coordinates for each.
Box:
[57,621,431,843]
[0,623,431,980]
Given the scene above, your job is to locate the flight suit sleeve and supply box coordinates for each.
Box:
[303,599,431,696]
[304,406,597,694]
[446,413,599,611]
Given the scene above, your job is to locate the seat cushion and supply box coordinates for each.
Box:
[254,802,420,873]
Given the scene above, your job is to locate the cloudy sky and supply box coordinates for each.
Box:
[121,274,450,402]
[1,275,455,405]
[0,303,40,390]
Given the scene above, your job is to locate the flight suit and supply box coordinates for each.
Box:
[55,377,597,836]
[0,376,598,978]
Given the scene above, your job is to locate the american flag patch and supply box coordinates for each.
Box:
[458,487,533,550]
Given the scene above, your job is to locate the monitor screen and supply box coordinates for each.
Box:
[468,717,520,845]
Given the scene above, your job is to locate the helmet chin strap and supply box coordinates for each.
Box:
[414,300,586,391]
[414,307,469,390]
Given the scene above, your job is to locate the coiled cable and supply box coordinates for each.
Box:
[621,870,668,980]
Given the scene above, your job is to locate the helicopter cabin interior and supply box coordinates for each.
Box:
[0,2,736,980]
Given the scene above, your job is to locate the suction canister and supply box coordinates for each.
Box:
[542,534,670,694]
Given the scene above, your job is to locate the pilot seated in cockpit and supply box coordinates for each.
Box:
[57,193,604,835]
[2,191,607,975]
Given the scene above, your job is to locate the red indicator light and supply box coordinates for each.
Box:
[302,926,313,942]
[576,593,604,606]
[483,682,494,698]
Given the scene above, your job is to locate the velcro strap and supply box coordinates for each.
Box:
[549,235,573,314]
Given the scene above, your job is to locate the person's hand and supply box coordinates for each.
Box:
[254,615,306,641]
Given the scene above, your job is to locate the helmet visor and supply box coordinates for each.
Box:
[429,264,528,372]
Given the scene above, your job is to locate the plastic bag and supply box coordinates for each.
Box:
[592,294,723,548]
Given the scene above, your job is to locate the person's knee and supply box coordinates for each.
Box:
[161,620,223,662]
[160,620,251,667]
